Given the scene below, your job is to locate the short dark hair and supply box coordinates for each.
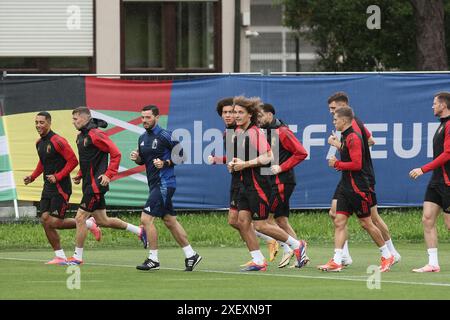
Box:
[435,92,450,110]
[72,106,91,116]
[37,111,51,122]
[260,103,275,115]
[216,97,234,116]
[334,106,354,121]
[142,105,159,116]
[328,92,349,105]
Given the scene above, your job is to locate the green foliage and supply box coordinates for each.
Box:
[278,0,425,71]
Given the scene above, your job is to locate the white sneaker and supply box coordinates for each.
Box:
[278,250,294,268]
[393,253,401,265]
[342,256,353,267]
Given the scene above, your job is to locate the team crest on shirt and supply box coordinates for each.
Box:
[152,139,158,149]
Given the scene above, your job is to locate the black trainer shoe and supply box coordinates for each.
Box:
[136,258,160,271]
[184,253,202,271]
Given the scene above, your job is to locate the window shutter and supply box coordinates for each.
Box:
[0,0,93,57]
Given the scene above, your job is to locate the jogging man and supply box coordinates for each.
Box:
[208,97,242,231]
[231,96,308,271]
[318,107,394,272]
[132,105,202,272]
[258,103,309,268]
[64,107,146,265]
[24,111,101,265]
[410,92,450,273]
[326,92,401,266]
[209,98,279,266]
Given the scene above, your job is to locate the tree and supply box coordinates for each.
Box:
[279,0,448,71]
[410,0,447,70]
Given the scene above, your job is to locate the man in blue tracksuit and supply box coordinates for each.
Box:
[131,105,202,271]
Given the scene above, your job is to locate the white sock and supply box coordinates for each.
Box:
[278,241,292,253]
[55,249,66,259]
[427,248,439,266]
[74,247,83,260]
[126,223,141,235]
[379,244,392,259]
[285,236,300,251]
[250,250,265,265]
[182,245,196,258]
[148,250,159,262]
[85,219,94,230]
[385,239,399,256]
[333,249,343,265]
[255,231,274,242]
[343,240,350,257]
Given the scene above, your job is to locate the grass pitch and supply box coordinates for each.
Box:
[1,243,449,300]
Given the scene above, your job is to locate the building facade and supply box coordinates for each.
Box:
[0,0,318,74]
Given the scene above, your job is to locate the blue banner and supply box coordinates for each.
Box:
[168,74,448,209]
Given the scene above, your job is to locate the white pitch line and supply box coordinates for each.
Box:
[164,278,234,281]
[28,280,104,283]
[1,256,449,288]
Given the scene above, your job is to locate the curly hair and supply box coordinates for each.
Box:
[233,96,262,124]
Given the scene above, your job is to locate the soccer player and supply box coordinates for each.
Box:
[208,97,242,230]
[24,111,101,264]
[65,107,147,265]
[410,92,450,273]
[326,92,401,266]
[231,96,308,271]
[318,107,394,272]
[208,98,279,265]
[258,103,309,268]
[131,105,202,272]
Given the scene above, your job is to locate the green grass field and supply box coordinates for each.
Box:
[1,244,449,300]
[0,210,449,300]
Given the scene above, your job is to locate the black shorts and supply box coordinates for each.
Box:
[332,181,342,200]
[334,182,377,208]
[425,183,450,213]
[237,185,270,220]
[368,185,377,207]
[270,183,295,218]
[143,185,176,217]
[79,193,106,213]
[335,187,372,219]
[40,194,69,219]
[229,184,240,212]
